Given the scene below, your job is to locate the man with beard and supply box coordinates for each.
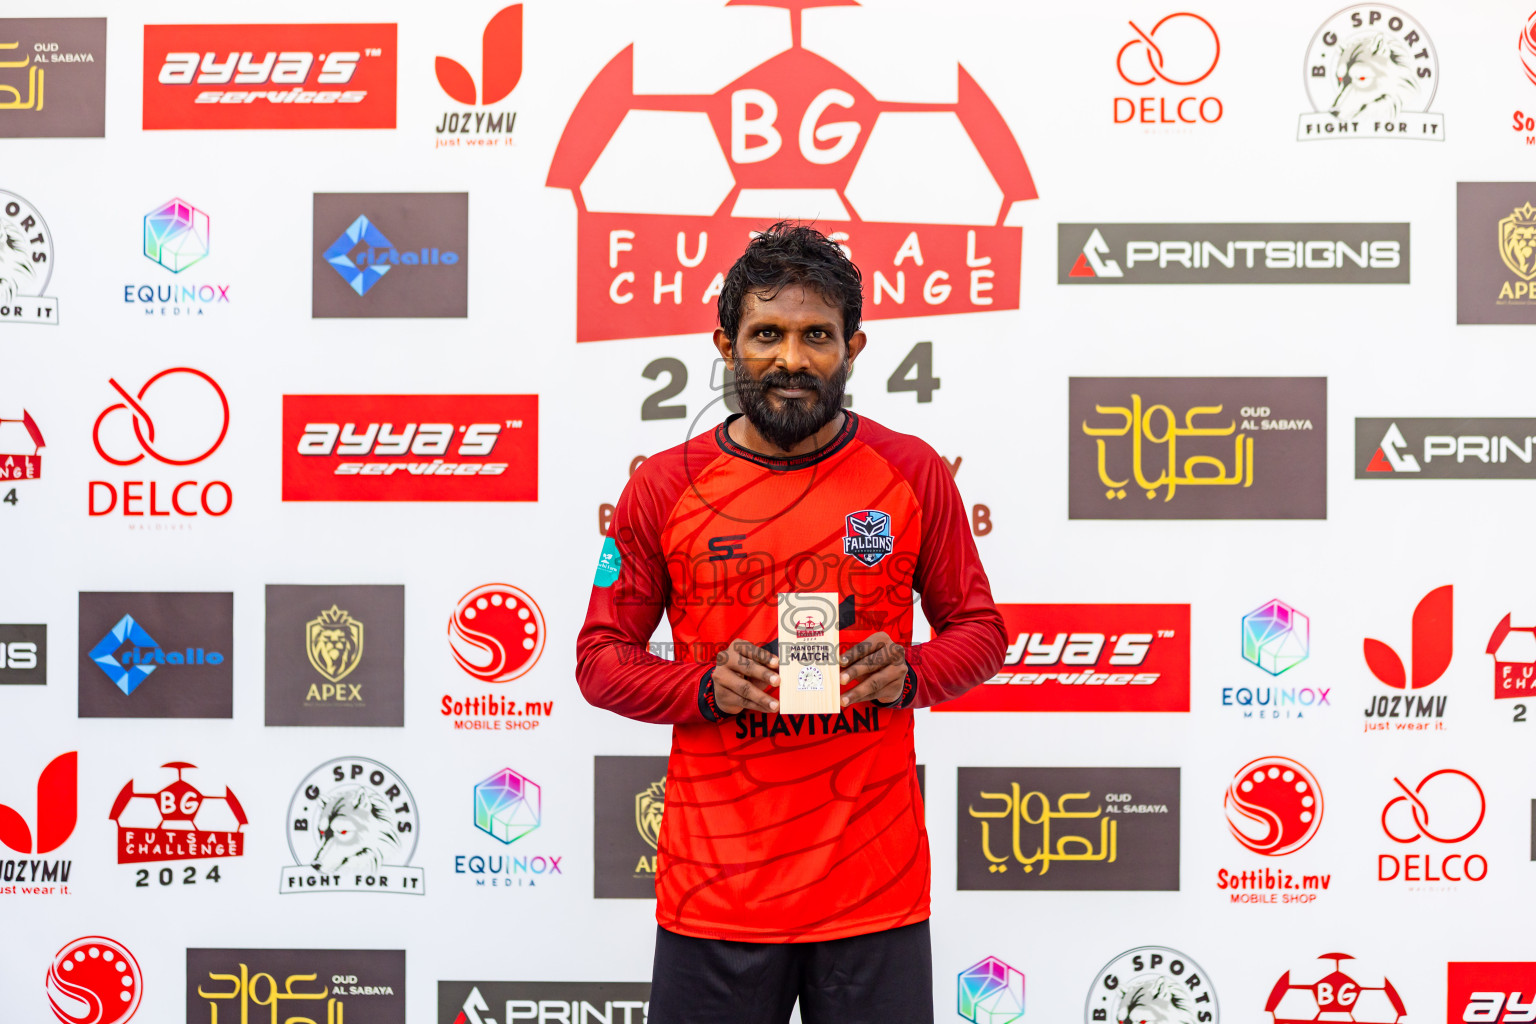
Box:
[576,222,1005,1024]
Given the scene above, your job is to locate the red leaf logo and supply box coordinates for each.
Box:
[435,5,523,106]
[1363,585,1453,691]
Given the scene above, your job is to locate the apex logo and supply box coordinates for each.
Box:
[1363,585,1452,691]
[1067,228,1123,278]
[1365,423,1420,472]
[0,751,76,854]
[435,5,522,106]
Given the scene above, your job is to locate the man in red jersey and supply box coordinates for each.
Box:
[576,222,1005,1024]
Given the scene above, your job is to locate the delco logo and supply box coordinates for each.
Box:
[282,395,537,502]
[934,604,1190,713]
[545,0,1037,342]
[143,24,396,130]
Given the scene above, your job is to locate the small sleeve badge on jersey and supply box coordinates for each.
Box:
[843,509,894,566]
[594,535,622,587]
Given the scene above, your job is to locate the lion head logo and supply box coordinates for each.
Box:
[1116,977,1200,1024]
[1500,202,1536,282]
[310,784,401,873]
[306,604,364,683]
[635,778,665,850]
[1326,32,1420,121]
[0,218,37,305]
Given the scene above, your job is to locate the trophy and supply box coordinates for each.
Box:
[776,592,842,714]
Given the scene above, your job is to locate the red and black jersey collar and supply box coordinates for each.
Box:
[715,412,859,470]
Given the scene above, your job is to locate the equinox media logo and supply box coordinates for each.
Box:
[958,957,1025,1023]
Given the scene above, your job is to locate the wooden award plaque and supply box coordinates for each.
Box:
[776,591,842,715]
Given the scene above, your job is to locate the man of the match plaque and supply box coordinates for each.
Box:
[776,591,842,714]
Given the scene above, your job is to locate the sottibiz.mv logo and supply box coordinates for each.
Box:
[546,0,1037,342]
[934,604,1189,713]
[143,23,396,129]
[282,395,537,501]
[1362,585,1451,730]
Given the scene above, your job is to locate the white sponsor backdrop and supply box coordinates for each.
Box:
[3,0,1534,1021]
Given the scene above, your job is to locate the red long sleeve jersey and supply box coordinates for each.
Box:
[576,412,1005,942]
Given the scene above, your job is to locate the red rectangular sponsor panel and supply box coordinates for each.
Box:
[932,603,1190,712]
[143,23,397,130]
[1447,963,1536,1024]
[282,395,537,502]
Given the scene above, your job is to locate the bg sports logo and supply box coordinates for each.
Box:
[282,395,537,502]
[143,23,396,130]
[934,604,1189,713]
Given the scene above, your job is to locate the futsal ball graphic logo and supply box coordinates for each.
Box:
[1224,756,1323,856]
[1265,953,1405,1024]
[47,936,142,1024]
[448,584,546,683]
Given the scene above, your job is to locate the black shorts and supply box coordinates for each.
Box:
[648,920,934,1024]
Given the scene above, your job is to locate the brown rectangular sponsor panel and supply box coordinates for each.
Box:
[1069,377,1326,520]
[957,767,1180,890]
[78,592,233,719]
[187,948,404,1023]
[0,19,107,138]
[264,584,405,727]
[594,755,667,899]
[1457,182,1536,325]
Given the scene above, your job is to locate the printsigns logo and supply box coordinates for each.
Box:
[265,585,404,727]
[1458,183,1536,323]
[1266,954,1405,1024]
[89,368,233,518]
[282,394,537,501]
[434,4,520,147]
[1114,13,1223,127]
[313,193,467,317]
[449,584,546,683]
[143,23,396,130]
[958,767,1179,891]
[281,756,423,894]
[1378,769,1487,885]
[1299,6,1442,141]
[959,957,1025,1024]
[1069,378,1327,520]
[1356,418,1536,478]
[0,191,57,325]
[1059,224,1408,283]
[1085,947,1218,1024]
[109,762,246,873]
[1447,963,1536,1024]
[1242,600,1310,675]
[1225,757,1323,856]
[0,624,46,683]
[594,755,667,898]
[440,982,650,1024]
[48,936,141,1024]
[546,0,1037,342]
[78,593,234,718]
[935,603,1190,713]
[188,949,405,1023]
[1487,614,1536,700]
[0,19,107,138]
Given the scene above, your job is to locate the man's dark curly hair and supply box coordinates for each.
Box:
[717,221,863,345]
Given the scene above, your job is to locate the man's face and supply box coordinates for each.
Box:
[715,285,866,451]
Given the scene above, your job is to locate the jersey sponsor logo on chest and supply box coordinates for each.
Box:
[843,509,894,567]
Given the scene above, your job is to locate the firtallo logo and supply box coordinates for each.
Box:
[89,367,232,519]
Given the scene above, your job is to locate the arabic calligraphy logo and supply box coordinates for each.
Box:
[970,783,1117,876]
[1241,600,1310,675]
[92,367,230,466]
[1117,13,1220,86]
[635,778,665,850]
[1083,394,1251,502]
[305,605,363,684]
[1381,769,1485,844]
[1224,756,1323,856]
[0,40,44,112]
[1364,423,1419,473]
[435,4,522,105]
[1362,585,1452,690]
[448,583,546,684]
[1085,947,1219,1024]
[47,936,142,1024]
[1499,202,1536,281]
[959,956,1026,1024]
[1265,954,1406,1024]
